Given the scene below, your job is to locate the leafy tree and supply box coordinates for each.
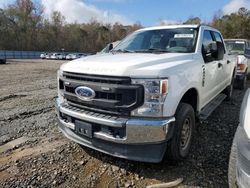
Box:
[211,7,250,39]
[183,17,201,25]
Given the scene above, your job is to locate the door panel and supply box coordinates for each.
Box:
[200,30,221,107]
[212,31,229,89]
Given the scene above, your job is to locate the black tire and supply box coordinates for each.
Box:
[228,136,237,188]
[238,72,247,90]
[224,77,234,101]
[166,103,195,161]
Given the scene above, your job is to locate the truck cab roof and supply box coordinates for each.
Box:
[138,25,220,33]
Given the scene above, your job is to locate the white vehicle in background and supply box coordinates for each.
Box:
[225,39,250,90]
[80,54,87,58]
[50,53,59,60]
[45,53,51,59]
[40,52,47,59]
[71,54,78,59]
[57,53,67,60]
[228,89,250,188]
[66,53,84,60]
[66,53,74,60]
[73,53,83,59]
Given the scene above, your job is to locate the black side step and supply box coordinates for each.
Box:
[199,94,226,120]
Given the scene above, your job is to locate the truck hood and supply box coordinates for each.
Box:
[61,53,194,78]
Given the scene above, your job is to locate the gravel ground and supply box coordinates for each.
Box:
[0,59,249,188]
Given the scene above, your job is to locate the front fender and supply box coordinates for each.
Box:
[164,77,201,117]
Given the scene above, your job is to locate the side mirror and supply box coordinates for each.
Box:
[202,42,224,62]
[244,48,250,59]
[108,43,113,51]
[203,42,217,55]
[210,42,217,52]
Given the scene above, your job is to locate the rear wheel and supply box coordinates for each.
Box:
[166,103,195,161]
[224,76,234,101]
[238,71,247,90]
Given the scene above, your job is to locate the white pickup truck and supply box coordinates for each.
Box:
[55,25,236,162]
[225,39,250,90]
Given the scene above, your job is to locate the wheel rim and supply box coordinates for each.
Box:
[180,117,192,151]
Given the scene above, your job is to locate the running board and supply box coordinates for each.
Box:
[199,94,226,120]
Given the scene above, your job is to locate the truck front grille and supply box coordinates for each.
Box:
[59,72,144,116]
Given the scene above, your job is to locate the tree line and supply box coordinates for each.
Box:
[0,0,141,52]
[0,0,249,52]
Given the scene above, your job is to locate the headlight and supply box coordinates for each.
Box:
[131,79,168,117]
[240,89,250,138]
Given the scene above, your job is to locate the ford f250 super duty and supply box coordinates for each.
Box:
[55,25,236,162]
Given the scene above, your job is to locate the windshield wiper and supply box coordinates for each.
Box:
[135,48,169,53]
[112,49,134,53]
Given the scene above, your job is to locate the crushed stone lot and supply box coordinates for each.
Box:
[0,59,249,188]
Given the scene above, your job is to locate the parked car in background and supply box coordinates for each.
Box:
[40,52,92,60]
[80,54,87,58]
[80,52,95,57]
[50,53,59,60]
[225,39,250,90]
[229,89,250,188]
[72,53,81,59]
[66,53,87,60]
[45,53,51,59]
[66,53,74,60]
[40,52,47,59]
[57,53,67,60]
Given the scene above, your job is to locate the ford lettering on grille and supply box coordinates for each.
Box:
[75,86,96,101]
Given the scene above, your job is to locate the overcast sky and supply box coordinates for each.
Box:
[0,0,250,26]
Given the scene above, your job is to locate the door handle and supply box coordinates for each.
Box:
[218,62,223,68]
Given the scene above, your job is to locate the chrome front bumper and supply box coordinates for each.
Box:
[55,98,175,162]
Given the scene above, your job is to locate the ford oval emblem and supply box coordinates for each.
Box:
[75,86,96,101]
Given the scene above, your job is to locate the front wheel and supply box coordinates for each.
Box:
[238,72,247,90]
[166,103,195,161]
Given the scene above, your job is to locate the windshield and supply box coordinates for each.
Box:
[225,40,245,55]
[113,28,198,53]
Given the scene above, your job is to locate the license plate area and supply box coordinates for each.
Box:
[75,120,92,138]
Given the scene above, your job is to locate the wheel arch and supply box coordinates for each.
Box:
[176,87,200,116]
